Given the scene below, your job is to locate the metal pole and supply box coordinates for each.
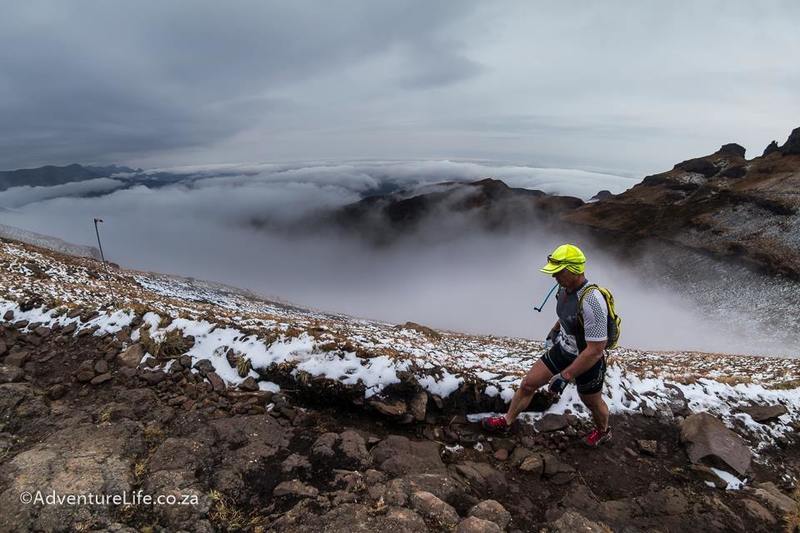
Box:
[93,218,107,270]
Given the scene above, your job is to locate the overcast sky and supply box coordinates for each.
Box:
[2,1,799,176]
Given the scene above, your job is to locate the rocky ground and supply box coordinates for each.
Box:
[1,238,799,532]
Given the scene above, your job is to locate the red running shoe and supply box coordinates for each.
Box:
[584,427,612,447]
[481,415,510,433]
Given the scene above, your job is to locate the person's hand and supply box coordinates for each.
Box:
[548,372,570,394]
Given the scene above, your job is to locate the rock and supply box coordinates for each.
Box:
[117,343,144,368]
[746,482,797,515]
[369,397,407,417]
[33,326,50,337]
[311,432,338,459]
[206,371,226,392]
[456,516,502,533]
[371,435,445,476]
[403,473,463,503]
[509,446,534,467]
[741,498,776,524]
[780,126,800,155]
[238,376,259,391]
[519,454,544,474]
[718,143,746,158]
[636,439,658,456]
[452,462,507,497]
[61,322,77,335]
[4,349,30,368]
[762,140,780,156]
[274,480,319,498]
[193,358,215,376]
[0,340,6,356]
[410,490,460,530]
[739,404,788,423]
[680,412,752,476]
[536,413,571,432]
[409,390,428,421]
[282,454,312,475]
[140,369,166,385]
[590,190,614,201]
[76,367,96,382]
[0,422,142,532]
[547,510,611,532]
[0,365,25,383]
[94,359,109,374]
[90,372,113,385]
[399,321,442,339]
[469,499,511,529]
[339,430,372,469]
[3,310,13,321]
[493,449,508,461]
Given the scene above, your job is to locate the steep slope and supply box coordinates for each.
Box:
[0,237,799,531]
[563,128,800,279]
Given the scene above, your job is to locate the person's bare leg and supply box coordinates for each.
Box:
[505,360,554,424]
[579,392,609,431]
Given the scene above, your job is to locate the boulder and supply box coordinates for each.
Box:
[403,473,463,503]
[468,499,511,529]
[206,371,226,392]
[680,412,751,476]
[451,462,507,497]
[547,510,612,532]
[456,516,502,533]
[0,365,25,383]
[636,440,658,456]
[0,422,143,532]
[741,499,776,524]
[535,413,570,432]
[739,404,788,423]
[238,376,259,391]
[338,430,372,469]
[369,397,407,417]
[117,344,144,368]
[274,480,319,498]
[519,454,544,475]
[410,491,460,530]
[745,482,797,515]
[371,436,445,476]
[193,359,215,376]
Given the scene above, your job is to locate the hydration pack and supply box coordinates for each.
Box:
[578,284,622,349]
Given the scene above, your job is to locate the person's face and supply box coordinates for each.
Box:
[553,268,578,289]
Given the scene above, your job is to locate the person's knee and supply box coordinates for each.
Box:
[520,377,539,395]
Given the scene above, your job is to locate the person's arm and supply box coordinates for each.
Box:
[561,340,606,380]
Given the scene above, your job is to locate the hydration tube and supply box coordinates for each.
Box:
[533,283,559,312]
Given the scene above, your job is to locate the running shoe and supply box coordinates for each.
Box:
[584,427,612,447]
[481,415,510,433]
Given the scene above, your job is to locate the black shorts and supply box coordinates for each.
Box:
[540,343,606,395]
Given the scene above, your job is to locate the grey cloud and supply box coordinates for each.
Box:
[1,1,481,168]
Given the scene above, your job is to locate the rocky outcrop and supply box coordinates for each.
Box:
[563,127,800,279]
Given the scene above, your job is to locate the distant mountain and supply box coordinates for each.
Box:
[563,127,800,280]
[302,178,584,244]
[0,163,139,191]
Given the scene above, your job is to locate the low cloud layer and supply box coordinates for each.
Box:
[2,162,796,357]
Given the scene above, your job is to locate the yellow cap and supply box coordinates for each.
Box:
[540,244,586,274]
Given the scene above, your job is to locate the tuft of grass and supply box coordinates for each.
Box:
[236,357,252,378]
[774,379,800,391]
[208,490,263,531]
[134,461,147,480]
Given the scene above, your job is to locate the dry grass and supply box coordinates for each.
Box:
[774,379,800,391]
[236,357,252,378]
[208,490,263,531]
[785,487,800,533]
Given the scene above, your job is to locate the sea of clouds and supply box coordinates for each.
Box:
[1,160,795,356]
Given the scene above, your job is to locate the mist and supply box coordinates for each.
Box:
[1,161,796,357]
